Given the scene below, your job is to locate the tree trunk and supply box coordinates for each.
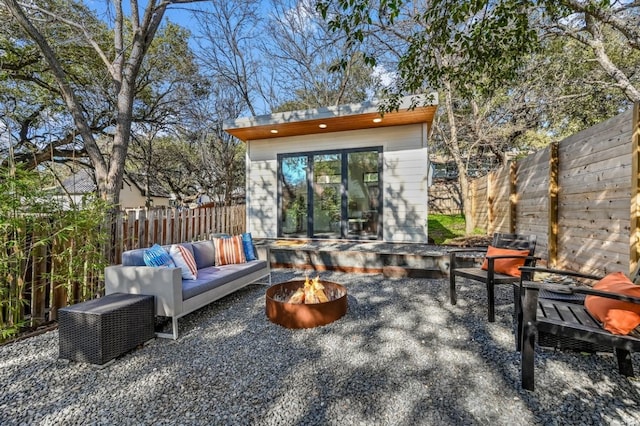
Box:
[6,0,171,208]
[441,79,475,235]
[584,15,640,102]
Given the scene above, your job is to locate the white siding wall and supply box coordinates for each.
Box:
[119,185,170,209]
[246,123,429,243]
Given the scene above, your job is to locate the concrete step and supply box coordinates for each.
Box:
[256,239,480,279]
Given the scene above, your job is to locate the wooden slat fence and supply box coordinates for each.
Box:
[515,145,552,262]
[115,205,246,265]
[467,103,640,277]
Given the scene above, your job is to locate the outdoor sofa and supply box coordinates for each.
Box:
[105,237,270,339]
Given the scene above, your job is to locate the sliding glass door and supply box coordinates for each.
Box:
[278,147,382,239]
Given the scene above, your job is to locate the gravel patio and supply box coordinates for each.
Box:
[1,269,640,425]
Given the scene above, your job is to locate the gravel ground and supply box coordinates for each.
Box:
[1,269,640,425]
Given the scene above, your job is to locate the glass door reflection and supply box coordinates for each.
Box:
[347,151,380,239]
[281,156,308,237]
[312,153,342,238]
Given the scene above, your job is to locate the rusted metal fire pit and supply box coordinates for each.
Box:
[265,280,348,329]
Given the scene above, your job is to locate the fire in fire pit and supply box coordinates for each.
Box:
[265,276,348,329]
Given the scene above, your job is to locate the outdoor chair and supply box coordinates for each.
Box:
[517,266,640,391]
[449,233,538,322]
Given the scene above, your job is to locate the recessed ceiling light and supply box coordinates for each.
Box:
[319,123,327,129]
[373,118,382,123]
[270,129,278,134]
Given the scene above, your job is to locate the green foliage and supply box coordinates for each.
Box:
[0,165,110,341]
[46,196,111,302]
[319,0,541,104]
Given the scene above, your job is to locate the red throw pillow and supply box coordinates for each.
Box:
[480,245,530,277]
[585,272,640,335]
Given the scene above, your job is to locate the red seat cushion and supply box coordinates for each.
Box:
[480,246,530,277]
[585,272,640,335]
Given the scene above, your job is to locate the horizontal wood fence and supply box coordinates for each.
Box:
[429,181,463,214]
[468,103,640,277]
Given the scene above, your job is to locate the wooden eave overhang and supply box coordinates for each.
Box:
[223,93,438,142]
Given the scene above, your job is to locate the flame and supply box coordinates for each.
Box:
[287,275,328,304]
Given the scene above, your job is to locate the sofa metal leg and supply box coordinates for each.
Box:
[155,317,179,340]
[254,272,272,286]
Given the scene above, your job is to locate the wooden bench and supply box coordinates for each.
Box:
[518,266,640,391]
[449,233,538,322]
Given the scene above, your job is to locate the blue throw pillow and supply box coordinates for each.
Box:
[241,232,257,261]
[143,244,176,268]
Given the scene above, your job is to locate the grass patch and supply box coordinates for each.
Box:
[428,214,466,244]
[427,213,485,244]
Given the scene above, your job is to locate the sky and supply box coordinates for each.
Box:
[87,0,206,41]
[83,1,395,117]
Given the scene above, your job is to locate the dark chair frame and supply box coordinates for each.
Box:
[449,233,538,322]
[517,266,640,391]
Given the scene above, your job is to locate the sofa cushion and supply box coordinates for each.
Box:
[191,240,216,269]
[144,244,176,268]
[123,248,151,266]
[170,244,198,280]
[481,246,530,277]
[182,260,268,300]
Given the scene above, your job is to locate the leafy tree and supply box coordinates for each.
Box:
[1,0,202,211]
[127,131,198,206]
[0,2,109,169]
[319,0,640,102]
[318,0,640,233]
[177,90,247,206]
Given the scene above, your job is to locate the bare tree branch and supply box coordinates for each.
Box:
[561,0,640,49]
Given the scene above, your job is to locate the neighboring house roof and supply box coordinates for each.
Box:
[59,169,171,198]
[60,168,96,194]
[223,93,438,142]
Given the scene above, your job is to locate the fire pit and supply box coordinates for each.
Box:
[265,277,348,329]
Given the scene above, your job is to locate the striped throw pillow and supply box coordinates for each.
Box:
[169,244,198,280]
[214,235,246,266]
[143,244,175,268]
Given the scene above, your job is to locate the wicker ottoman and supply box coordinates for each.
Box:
[59,293,155,365]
